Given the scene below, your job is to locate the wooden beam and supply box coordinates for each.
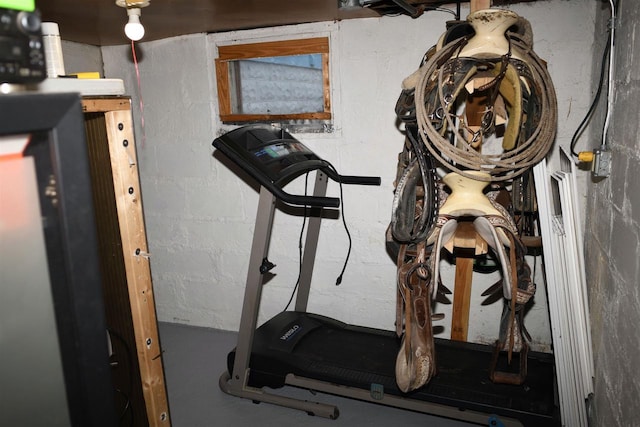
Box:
[104,108,171,426]
[460,0,491,338]
[450,222,480,342]
[82,97,130,113]
[448,222,488,342]
[451,257,474,341]
[470,0,491,12]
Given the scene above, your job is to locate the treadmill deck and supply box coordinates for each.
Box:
[228,311,560,426]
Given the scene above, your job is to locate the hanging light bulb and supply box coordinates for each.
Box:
[116,0,150,41]
[124,8,144,41]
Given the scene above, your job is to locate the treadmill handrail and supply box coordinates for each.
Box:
[272,184,341,208]
[215,148,380,208]
[277,160,381,187]
[267,162,381,208]
[322,168,381,186]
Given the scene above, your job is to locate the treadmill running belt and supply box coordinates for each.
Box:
[228,311,559,426]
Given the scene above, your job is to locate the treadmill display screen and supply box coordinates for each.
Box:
[253,142,310,163]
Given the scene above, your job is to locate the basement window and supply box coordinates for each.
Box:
[215,37,332,132]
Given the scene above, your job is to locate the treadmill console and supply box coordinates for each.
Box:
[213,124,327,187]
[213,124,380,208]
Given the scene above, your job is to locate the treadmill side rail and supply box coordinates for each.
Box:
[285,374,524,427]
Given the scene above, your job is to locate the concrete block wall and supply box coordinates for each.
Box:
[584,1,640,425]
[96,0,597,354]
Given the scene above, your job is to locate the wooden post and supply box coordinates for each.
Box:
[104,109,170,426]
[449,0,492,343]
[83,98,171,426]
[451,257,474,340]
[470,0,491,12]
[449,222,488,342]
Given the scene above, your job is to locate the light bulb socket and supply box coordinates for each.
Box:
[126,7,142,17]
[115,0,150,8]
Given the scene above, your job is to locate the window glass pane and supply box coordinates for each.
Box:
[229,54,324,115]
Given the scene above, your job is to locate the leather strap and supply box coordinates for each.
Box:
[390,127,439,243]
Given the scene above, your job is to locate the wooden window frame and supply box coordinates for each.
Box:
[215,37,331,123]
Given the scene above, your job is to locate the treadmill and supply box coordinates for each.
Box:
[212,124,560,427]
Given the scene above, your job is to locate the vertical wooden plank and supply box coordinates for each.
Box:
[450,222,484,342]
[470,0,491,12]
[104,109,170,427]
[84,112,150,427]
[451,257,474,341]
[215,59,232,116]
[455,0,488,342]
[322,52,331,114]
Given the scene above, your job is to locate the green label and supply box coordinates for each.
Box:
[0,0,35,12]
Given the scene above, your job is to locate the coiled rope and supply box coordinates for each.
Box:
[414,34,557,182]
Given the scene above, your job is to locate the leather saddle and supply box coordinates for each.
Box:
[393,172,535,392]
[390,9,547,393]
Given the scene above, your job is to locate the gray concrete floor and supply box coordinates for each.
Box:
[158,322,482,427]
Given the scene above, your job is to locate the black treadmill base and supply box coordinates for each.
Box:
[228,311,560,426]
